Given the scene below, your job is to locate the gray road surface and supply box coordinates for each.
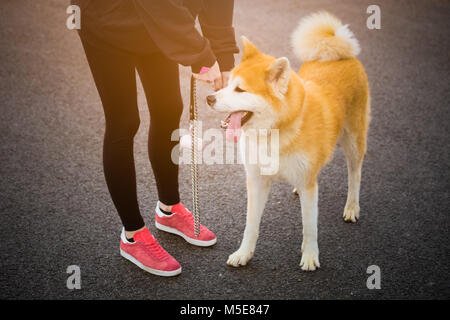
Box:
[0,0,449,299]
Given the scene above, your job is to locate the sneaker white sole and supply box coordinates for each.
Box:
[120,248,181,277]
[155,221,217,247]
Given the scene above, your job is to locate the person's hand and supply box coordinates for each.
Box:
[193,61,222,91]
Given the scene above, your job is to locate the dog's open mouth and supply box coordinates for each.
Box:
[220,111,253,142]
[220,111,253,129]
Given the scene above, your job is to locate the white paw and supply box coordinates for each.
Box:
[300,247,320,271]
[293,188,299,195]
[227,249,254,267]
[343,203,360,223]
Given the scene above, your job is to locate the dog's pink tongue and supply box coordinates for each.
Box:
[226,111,244,142]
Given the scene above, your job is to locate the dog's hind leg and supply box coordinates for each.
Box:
[341,93,370,222]
[227,168,271,267]
[340,128,366,223]
[298,180,320,271]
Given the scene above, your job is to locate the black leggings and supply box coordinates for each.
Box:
[80,35,182,231]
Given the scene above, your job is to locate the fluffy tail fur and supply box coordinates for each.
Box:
[291,12,360,62]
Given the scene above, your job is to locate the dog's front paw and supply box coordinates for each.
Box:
[343,203,360,223]
[227,249,254,267]
[300,247,320,271]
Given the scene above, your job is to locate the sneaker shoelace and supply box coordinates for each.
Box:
[143,239,169,260]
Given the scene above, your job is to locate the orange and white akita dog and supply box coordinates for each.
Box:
[207,12,370,271]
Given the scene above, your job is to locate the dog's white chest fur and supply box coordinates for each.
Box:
[239,135,309,187]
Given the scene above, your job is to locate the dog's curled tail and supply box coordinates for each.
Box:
[291,11,360,62]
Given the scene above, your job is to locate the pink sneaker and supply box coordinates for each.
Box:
[155,202,217,247]
[120,227,181,277]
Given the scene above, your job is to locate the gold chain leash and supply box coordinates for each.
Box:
[190,76,200,238]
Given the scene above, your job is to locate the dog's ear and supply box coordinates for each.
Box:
[267,57,291,95]
[241,36,260,60]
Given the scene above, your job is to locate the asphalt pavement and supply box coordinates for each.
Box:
[0,0,449,299]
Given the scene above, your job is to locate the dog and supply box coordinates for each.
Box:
[207,12,370,271]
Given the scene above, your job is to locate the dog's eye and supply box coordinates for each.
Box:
[234,87,246,93]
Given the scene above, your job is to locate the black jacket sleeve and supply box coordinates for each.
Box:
[198,0,239,72]
[132,0,216,73]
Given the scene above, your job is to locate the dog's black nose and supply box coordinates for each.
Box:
[206,95,216,107]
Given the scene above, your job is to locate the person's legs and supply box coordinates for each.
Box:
[80,37,145,233]
[79,37,182,276]
[135,52,217,246]
[135,52,183,208]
